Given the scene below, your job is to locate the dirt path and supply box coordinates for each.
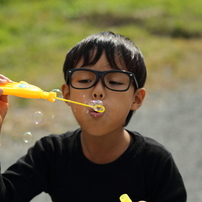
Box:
[128,88,202,201]
[1,86,201,201]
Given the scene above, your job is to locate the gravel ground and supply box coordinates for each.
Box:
[0,85,201,201]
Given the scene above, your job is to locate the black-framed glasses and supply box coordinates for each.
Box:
[66,68,139,92]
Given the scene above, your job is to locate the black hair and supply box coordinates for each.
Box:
[63,31,147,126]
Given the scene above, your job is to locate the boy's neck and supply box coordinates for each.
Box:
[80,129,131,164]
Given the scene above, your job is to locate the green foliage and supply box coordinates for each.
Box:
[0,0,202,92]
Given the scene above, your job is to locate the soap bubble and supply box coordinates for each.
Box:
[94,105,104,112]
[51,89,63,98]
[33,111,44,124]
[89,100,104,112]
[89,100,103,107]
[23,132,33,143]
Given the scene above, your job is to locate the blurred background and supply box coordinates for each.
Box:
[0,0,202,201]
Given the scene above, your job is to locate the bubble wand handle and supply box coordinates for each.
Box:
[0,81,105,113]
[0,81,56,102]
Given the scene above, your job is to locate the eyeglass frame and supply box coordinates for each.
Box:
[66,68,139,92]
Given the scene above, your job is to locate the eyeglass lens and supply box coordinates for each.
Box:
[71,70,130,91]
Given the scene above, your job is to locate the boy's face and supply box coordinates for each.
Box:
[62,52,145,137]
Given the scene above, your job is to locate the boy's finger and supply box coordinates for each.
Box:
[0,75,12,83]
[0,89,8,102]
[0,78,7,84]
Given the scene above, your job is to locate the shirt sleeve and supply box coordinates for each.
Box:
[0,137,54,202]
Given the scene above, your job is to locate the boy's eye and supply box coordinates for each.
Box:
[78,79,92,83]
[109,80,123,85]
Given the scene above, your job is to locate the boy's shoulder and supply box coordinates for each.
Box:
[128,130,171,160]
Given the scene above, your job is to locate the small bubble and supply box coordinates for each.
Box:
[33,111,44,124]
[51,89,63,98]
[83,95,86,98]
[23,132,33,143]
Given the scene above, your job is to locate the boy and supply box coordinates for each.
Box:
[0,31,186,202]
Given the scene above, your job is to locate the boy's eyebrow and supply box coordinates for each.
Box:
[79,58,125,70]
[80,63,111,68]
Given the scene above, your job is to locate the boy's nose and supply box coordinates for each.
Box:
[92,79,105,99]
[93,93,103,99]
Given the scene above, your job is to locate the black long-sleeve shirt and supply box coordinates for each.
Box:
[0,129,187,202]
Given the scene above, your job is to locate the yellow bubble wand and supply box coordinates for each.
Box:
[0,81,105,113]
[55,97,105,113]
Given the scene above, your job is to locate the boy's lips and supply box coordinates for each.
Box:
[89,109,104,118]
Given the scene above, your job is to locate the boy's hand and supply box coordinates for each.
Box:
[0,74,12,132]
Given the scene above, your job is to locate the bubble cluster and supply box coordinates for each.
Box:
[89,100,103,106]
[51,89,63,98]
[33,111,44,124]
[23,132,33,143]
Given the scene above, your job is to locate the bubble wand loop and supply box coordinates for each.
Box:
[0,81,105,113]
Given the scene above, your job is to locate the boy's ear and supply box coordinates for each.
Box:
[131,88,146,110]
[62,84,71,106]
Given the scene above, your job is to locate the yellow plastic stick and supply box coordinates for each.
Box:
[119,194,132,202]
[55,97,105,113]
[0,81,105,113]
